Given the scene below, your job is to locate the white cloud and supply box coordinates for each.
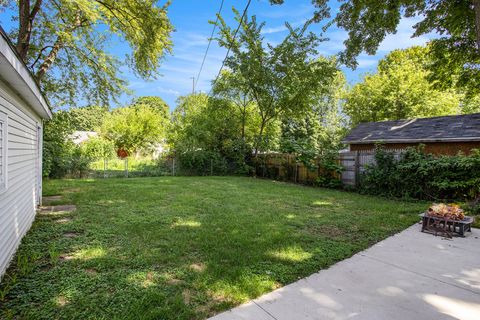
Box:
[356,58,378,69]
[174,31,210,48]
[156,87,181,96]
[262,25,289,35]
[261,19,308,35]
[377,17,435,52]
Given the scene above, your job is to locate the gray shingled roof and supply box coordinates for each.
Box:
[342,113,480,144]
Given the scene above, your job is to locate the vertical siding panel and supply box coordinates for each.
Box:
[0,83,42,279]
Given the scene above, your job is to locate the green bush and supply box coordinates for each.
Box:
[359,147,480,201]
[44,140,91,178]
[315,157,343,188]
[177,150,228,176]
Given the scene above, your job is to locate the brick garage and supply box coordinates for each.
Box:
[342,113,480,156]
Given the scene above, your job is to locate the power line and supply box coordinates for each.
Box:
[194,0,225,92]
[208,0,252,96]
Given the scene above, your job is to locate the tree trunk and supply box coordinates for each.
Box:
[473,0,480,52]
[35,10,81,82]
[16,0,43,61]
[254,120,266,158]
[36,36,62,81]
[241,109,246,141]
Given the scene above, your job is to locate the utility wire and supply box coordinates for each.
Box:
[208,0,252,96]
[194,0,225,92]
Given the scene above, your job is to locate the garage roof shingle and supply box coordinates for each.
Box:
[342,113,480,144]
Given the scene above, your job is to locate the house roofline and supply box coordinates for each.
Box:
[342,137,480,144]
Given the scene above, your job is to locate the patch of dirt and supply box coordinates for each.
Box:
[166,278,185,286]
[56,295,69,306]
[304,225,345,237]
[85,268,98,275]
[189,263,206,272]
[59,254,74,261]
[182,289,192,304]
[63,232,80,238]
[55,217,73,224]
[196,291,230,315]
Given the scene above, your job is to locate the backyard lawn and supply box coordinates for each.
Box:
[0,176,426,320]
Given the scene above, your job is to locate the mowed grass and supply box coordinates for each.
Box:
[0,176,426,319]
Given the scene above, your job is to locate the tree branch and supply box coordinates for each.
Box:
[16,0,43,61]
[30,45,54,70]
[473,0,480,52]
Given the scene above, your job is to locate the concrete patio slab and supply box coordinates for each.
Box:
[42,195,63,204]
[210,225,480,320]
[39,205,76,214]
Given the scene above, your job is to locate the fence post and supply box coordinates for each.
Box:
[103,159,107,178]
[125,158,129,178]
[354,151,360,187]
[210,159,213,176]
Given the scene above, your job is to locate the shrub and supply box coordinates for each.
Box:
[315,157,343,188]
[359,147,480,201]
[176,150,228,176]
[44,140,91,178]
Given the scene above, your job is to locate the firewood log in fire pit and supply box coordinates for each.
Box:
[427,203,465,220]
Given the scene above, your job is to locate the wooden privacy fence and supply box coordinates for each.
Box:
[257,150,404,187]
[338,150,403,186]
[338,151,375,186]
[254,153,336,184]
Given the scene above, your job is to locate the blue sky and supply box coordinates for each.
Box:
[122,0,435,109]
[1,0,436,109]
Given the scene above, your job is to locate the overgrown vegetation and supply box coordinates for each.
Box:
[359,147,480,201]
[0,177,426,319]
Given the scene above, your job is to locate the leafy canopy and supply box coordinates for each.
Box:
[344,46,468,126]
[280,69,347,158]
[2,0,173,107]
[270,0,480,94]
[131,96,170,119]
[100,104,168,155]
[81,136,115,160]
[214,9,338,153]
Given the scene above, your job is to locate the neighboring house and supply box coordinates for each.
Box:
[342,113,480,156]
[69,130,98,145]
[0,27,52,278]
[152,141,168,159]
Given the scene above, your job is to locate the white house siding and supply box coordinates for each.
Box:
[0,82,42,277]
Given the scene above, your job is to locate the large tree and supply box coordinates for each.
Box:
[1,0,173,106]
[270,0,480,94]
[131,96,170,118]
[280,68,347,159]
[212,71,255,142]
[344,46,468,126]
[100,104,167,156]
[214,10,337,155]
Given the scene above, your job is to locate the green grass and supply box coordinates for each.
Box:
[89,157,157,171]
[88,157,169,178]
[0,176,426,319]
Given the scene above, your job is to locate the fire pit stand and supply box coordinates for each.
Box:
[421,213,474,238]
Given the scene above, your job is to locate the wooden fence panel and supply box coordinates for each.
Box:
[339,151,357,186]
[256,150,403,187]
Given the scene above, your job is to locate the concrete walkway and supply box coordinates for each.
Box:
[210,225,480,320]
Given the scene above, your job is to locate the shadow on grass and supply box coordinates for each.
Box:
[1,176,426,320]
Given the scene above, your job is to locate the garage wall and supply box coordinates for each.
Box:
[0,81,42,278]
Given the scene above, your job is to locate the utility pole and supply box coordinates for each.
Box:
[190,76,195,94]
